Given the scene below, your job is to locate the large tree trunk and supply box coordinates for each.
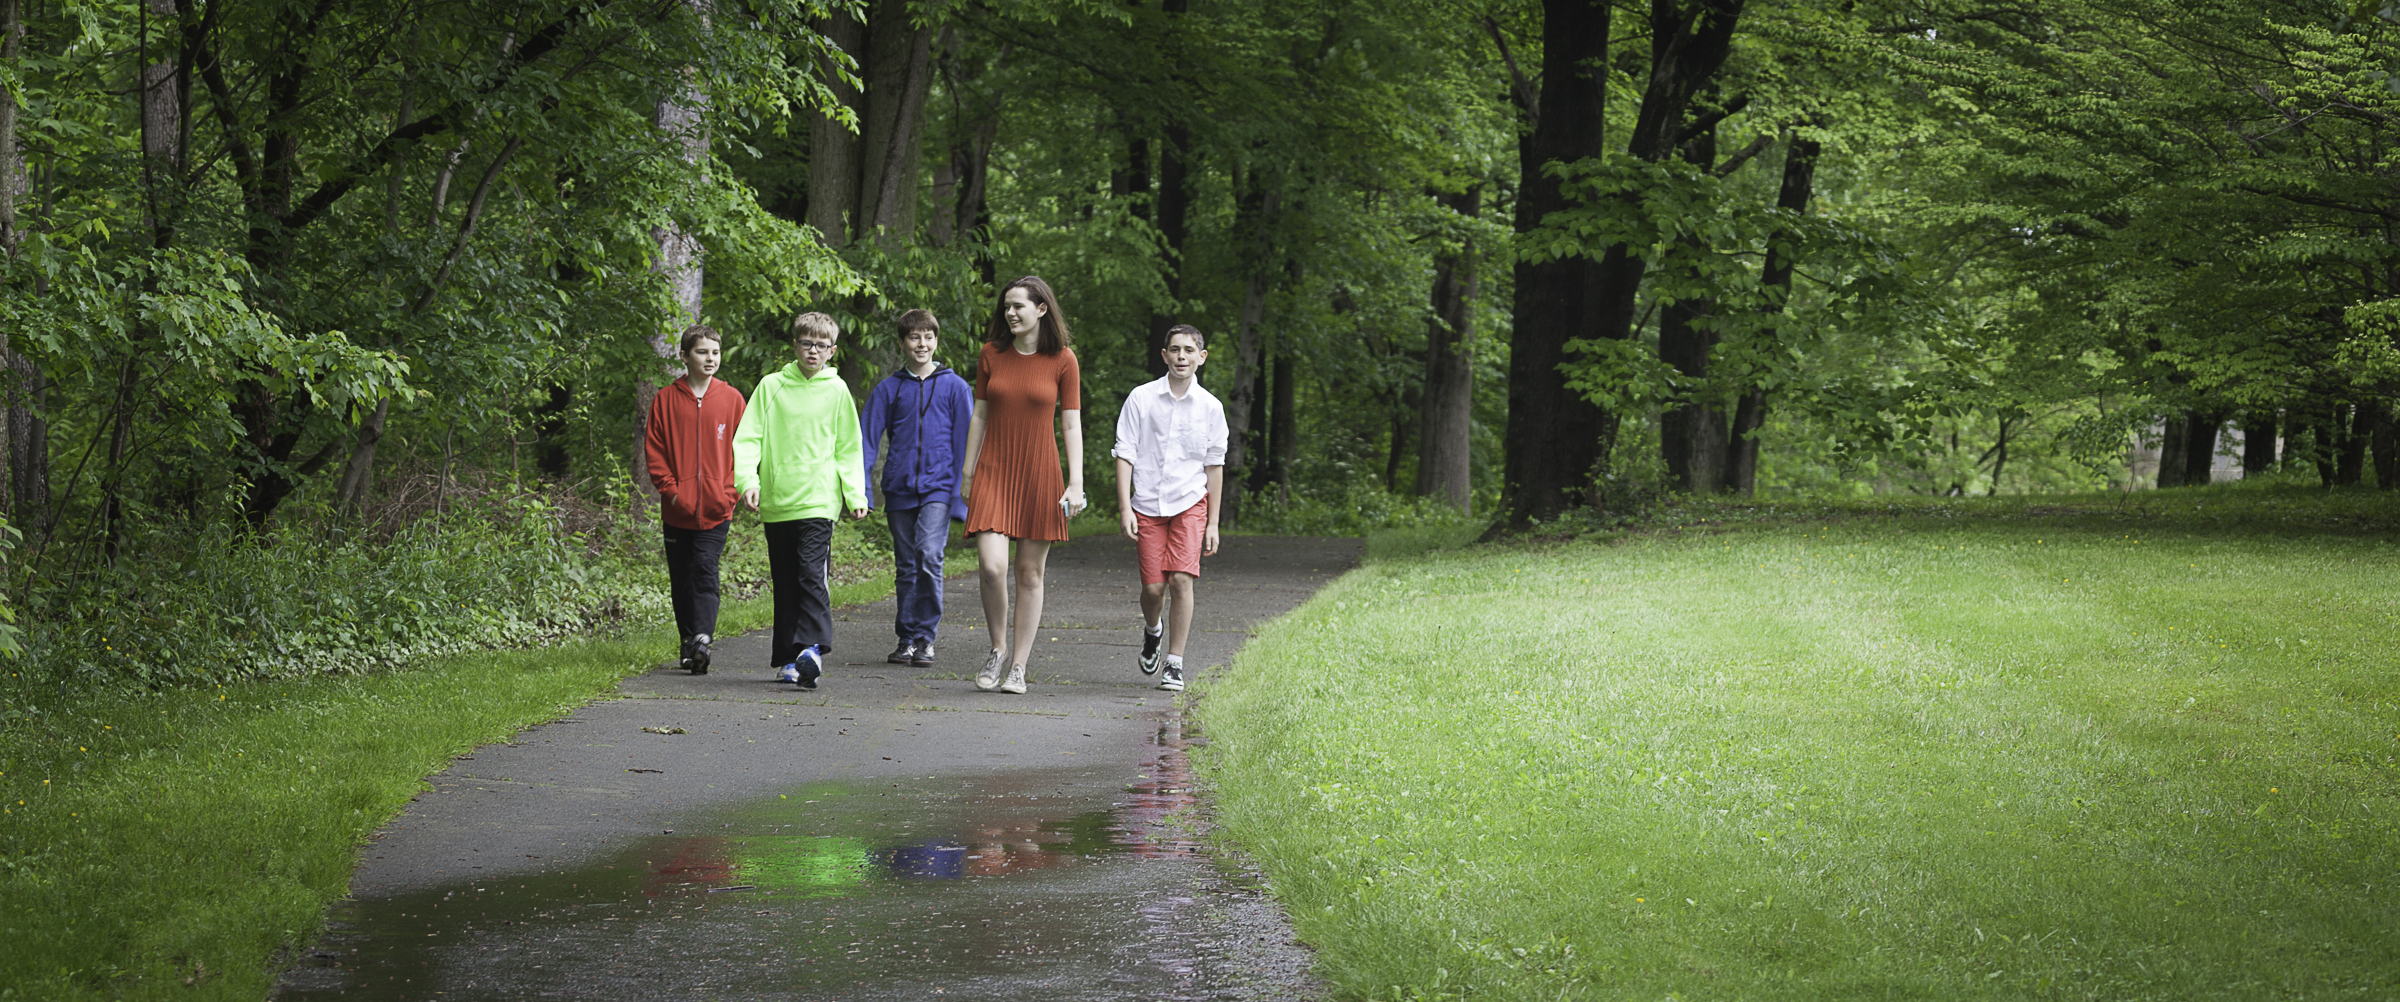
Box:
[1724,133,1819,495]
[2180,410,2224,486]
[809,0,934,248]
[1220,172,1278,530]
[0,0,30,525]
[1416,187,1477,511]
[2241,409,2278,475]
[2334,403,2368,486]
[1497,0,1615,530]
[1659,293,1726,493]
[638,12,710,514]
[2156,414,2189,488]
[2371,406,2397,491]
[1144,122,1192,378]
[806,11,866,245]
[1269,350,1297,496]
[858,0,931,245]
[1658,110,1722,494]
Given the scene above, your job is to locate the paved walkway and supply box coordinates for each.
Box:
[274,533,1360,1002]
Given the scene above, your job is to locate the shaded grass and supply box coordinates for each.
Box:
[0,577,887,1001]
[1197,489,2400,1001]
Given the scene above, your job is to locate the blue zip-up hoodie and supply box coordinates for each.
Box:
[860,363,975,519]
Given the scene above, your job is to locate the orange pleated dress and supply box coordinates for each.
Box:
[965,342,1082,541]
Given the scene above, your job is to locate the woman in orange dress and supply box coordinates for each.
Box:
[959,276,1087,694]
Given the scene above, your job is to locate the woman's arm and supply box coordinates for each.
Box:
[1060,408,1085,515]
[959,399,989,504]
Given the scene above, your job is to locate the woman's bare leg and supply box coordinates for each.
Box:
[976,532,1012,653]
[1008,539,1053,670]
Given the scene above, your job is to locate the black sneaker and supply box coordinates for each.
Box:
[688,634,711,675]
[1139,627,1163,675]
[1157,663,1184,692]
[796,645,825,689]
[909,641,936,668]
[887,640,916,665]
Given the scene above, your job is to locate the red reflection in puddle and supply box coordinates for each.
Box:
[1116,708,1205,859]
[643,837,736,897]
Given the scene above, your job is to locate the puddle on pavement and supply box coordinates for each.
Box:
[273,714,1272,1001]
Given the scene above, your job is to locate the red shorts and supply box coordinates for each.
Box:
[1135,497,1209,584]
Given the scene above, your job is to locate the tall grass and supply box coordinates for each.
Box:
[1197,489,2400,1001]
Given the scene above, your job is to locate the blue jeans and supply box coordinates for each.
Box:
[887,501,949,643]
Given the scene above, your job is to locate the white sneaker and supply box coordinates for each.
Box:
[1157,664,1184,692]
[1000,662,1027,694]
[974,648,1005,691]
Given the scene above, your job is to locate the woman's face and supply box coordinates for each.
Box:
[1002,286,1047,339]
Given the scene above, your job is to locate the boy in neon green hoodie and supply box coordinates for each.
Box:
[733,312,871,688]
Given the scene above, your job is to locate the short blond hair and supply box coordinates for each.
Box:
[789,312,840,343]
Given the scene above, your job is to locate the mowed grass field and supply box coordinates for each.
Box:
[1198,495,2400,1001]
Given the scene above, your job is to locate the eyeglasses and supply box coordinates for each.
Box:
[796,340,836,353]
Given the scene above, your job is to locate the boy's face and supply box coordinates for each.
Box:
[903,327,938,367]
[1161,334,1206,378]
[793,333,838,377]
[681,338,721,380]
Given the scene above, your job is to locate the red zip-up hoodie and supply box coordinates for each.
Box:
[645,377,748,530]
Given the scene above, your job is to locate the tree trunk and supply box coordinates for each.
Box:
[807,11,866,246]
[1660,119,1725,495]
[1270,350,1297,495]
[2372,406,2397,491]
[1724,133,1819,495]
[1145,122,1192,378]
[2156,415,2189,488]
[1242,347,1272,495]
[858,0,932,245]
[2180,410,2223,486]
[2335,403,2367,486]
[640,12,710,514]
[2241,409,2278,475]
[1985,414,2012,494]
[1497,0,1616,530]
[1220,174,1278,529]
[1659,295,1726,493]
[2300,408,2336,486]
[1416,187,1477,511]
[0,0,26,523]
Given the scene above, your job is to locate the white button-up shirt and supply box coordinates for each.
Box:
[1112,375,1228,517]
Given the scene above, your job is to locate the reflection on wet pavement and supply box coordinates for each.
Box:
[275,711,1308,1001]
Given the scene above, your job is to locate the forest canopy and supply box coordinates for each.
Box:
[1,0,2394,679]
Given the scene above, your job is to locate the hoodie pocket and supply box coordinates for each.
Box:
[693,473,733,526]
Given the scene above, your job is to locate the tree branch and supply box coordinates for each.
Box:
[1483,15,1538,124]
[410,134,524,316]
[1709,132,1773,177]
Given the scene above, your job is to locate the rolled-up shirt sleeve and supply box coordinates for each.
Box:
[1201,397,1229,465]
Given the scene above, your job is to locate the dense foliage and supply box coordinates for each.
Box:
[0,0,2393,687]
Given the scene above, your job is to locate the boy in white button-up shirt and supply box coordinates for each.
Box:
[1112,324,1228,692]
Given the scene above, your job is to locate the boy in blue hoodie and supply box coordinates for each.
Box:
[860,308,975,667]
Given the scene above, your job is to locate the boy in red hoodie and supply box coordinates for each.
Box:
[645,325,748,674]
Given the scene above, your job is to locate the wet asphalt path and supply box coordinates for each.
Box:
[274,534,1359,1002]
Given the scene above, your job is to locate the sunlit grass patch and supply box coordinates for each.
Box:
[1198,497,2400,1001]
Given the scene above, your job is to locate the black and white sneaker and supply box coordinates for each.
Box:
[888,640,916,665]
[909,641,936,668]
[688,634,711,675]
[1157,663,1184,692]
[1139,626,1163,675]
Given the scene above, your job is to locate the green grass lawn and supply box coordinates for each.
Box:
[0,578,887,1001]
[1197,491,2400,1001]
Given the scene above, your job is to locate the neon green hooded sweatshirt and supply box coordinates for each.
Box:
[732,361,870,521]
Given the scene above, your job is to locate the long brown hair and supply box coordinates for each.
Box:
[985,276,1073,354]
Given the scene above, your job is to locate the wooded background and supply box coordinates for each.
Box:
[1,0,2396,676]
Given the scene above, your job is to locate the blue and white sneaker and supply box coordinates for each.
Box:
[776,662,801,684]
[796,645,825,689]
